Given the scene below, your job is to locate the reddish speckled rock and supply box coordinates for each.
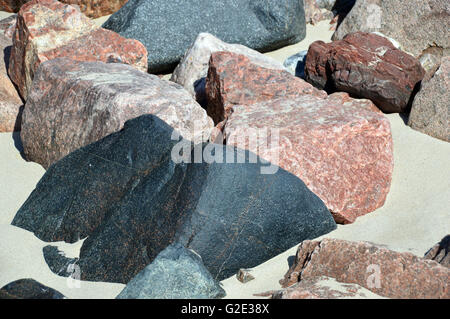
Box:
[205,51,327,125]
[21,58,213,169]
[305,32,425,113]
[224,92,392,223]
[0,33,23,132]
[0,0,128,18]
[8,0,147,100]
[281,239,450,299]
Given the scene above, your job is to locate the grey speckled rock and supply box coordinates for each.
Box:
[117,243,226,299]
[13,114,336,283]
[0,279,65,299]
[283,50,307,78]
[171,32,285,105]
[103,0,306,73]
[332,0,450,57]
[408,56,450,142]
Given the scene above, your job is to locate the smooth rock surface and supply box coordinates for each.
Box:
[305,32,425,113]
[224,93,393,224]
[102,0,307,73]
[116,243,226,299]
[408,56,449,142]
[21,58,212,169]
[206,51,326,125]
[13,114,336,283]
[0,33,23,132]
[0,278,65,299]
[281,238,450,299]
[332,0,450,58]
[8,0,147,100]
[424,235,450,268]
[171,32,285,105]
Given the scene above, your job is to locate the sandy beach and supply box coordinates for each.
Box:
[0,12,449,299]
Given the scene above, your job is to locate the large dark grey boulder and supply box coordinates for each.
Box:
[116,243,226,299]
[0,279,65,299]
[102,0,306,73]
[13,115,336,284]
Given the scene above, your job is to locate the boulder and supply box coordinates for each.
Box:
[13,114,336,283]
[8,0,147,100]
[102,0,307,73]
[224,93,393,224]
[408,56,450,142]
[283,50,307,78]
[305,32,425,113]
[20,58,212,169]
[332,0,450,58]
[0,279,65,299]
[171,32,285,105]
[206,51,326,125]
[0,33,23,132]
[424,235,450,268]
[116,243,226,299]
[303,0,333,25]
[0,14,16,38]
[0,0,128,18]
[281,239,450,299]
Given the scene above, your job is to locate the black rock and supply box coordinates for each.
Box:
[13,115,336,284]
[424,235,450,268]
[102,0,306,73]
[0,279,65,299]
[117,243,226,299]
[43,245,79,277]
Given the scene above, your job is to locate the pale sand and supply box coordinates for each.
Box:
[0,14,449,298]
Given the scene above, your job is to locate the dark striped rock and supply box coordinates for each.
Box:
[116,243,226,299]
[281,239,450,299]
[102,0,306,73]
[13,114,336,283]
[424,235,450,268]
[305,32,425,113]
[21,58,212,169]
[224,92,393,224]
[0,279,65,299]
[206,51,326,125]
[8,0,147,100]
[408,56,449,142]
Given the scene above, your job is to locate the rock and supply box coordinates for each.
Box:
[418,47,448,81]
[116,243,226,299]
[43,245,79,277]
[303,0,333,25]
[0,33,23,132]
[20,58,212,169]
[305,32,425,113]
[0,14,16,38]
[271,276,385,299]
[283,50,307,78]
[424,235,450,268]
[0,279,65,299]
[102,0,307,73]
[224,92,393,224]
[206,51,327,125]
[408,57,450,142]
[171,32,285,105]
[8,0,147,100]
[236,269,255,284]
[12,114,336,283]
[332,0,450,58]
[281,239,450,299]
[0,0,128,18]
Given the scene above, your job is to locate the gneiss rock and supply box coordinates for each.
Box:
[8,0,147,100]
[424,235,450,268]
[408,56,450,142]
[305,32,425,113]
[206,51,326,125]
[171,32,285,106]
[0,33,23,132]
[116,243,226,299]
[224,93,393,224]
[0,279,65,299]
[281,239,450,299]
[0,14,16,38]
[332,0,450,58]
[21,58,212,169]
[102,0,306,73]
[0,0,27,12]
[13,114,336,283]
